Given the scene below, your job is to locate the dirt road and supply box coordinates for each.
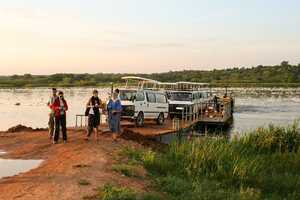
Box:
[0,129,148,200]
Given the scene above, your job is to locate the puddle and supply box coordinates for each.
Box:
[0,150,43,179]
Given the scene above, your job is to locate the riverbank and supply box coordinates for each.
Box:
[1,124,300,200]
[0,129,154,200]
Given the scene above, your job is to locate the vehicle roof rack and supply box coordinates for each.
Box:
[121,76,210,91]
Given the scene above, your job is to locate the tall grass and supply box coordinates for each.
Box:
[140,122,300,200]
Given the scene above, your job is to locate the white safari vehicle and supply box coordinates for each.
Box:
[161,82,211,119]
[166,90,210,119]
[119,77,169,126]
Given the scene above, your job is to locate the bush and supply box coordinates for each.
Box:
[141,123,300,200]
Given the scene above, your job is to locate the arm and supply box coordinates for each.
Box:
[52,100,60,113]
[86,98,92,108]
[64,100,68,111]
[47,97,52,107]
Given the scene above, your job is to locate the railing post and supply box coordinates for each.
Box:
[75,115,78,128]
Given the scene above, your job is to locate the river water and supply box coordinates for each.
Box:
[0,87,299,134]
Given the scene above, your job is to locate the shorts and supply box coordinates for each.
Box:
[88,114,100,128]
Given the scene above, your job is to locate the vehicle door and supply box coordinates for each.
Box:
[134,91,146,118]
[155,93,169,119]
[145,91,157,119]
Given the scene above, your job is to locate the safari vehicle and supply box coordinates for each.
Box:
[166,90,211,119]
[119,77,168,126]
[160,82,211,119]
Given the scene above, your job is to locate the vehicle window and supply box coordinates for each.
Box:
[156,94,167,103]
[146,92,156,103]
[135,92,145,101]
[119,90,136,101]
[169,92,192,101]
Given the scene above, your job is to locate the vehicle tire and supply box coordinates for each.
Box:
[157,113,165,125]
[136,112,144,127]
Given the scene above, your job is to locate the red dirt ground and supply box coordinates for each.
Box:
[0,129,150,200]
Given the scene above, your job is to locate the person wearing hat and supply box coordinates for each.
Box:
[85,89,102,140]
[47,88,58,139]
[52,91,68,144]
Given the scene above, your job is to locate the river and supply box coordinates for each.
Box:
[0,87,299,134]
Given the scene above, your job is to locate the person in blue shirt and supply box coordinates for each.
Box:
[107,97,113,131]
[110,92,122,141]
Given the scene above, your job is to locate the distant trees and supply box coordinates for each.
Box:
[281,61,290,67]
[1,62,300,87]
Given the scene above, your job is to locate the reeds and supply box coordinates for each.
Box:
[142,122,300,200]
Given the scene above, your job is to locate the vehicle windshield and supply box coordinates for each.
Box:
[168,92,192,101]
[119,90,136,101]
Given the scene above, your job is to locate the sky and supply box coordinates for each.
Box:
[0,0,299,75]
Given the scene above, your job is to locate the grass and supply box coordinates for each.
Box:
[112,164,141,178]
[121,122,300,200]
[99,183,137,200]
[94,183,162,200]
[83,122,300,200]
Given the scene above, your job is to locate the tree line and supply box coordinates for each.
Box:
[1,61,300,88]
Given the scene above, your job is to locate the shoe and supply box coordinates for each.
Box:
[53,141,58,144]
[63,140,67,144]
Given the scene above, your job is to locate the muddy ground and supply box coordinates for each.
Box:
[0,129,151,200]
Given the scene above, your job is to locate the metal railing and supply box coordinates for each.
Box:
[75,114,88,128]
[171,98,233,130]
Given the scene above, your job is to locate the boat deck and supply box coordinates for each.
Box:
[75,97,234,138]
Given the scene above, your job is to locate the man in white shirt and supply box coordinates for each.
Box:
[47,88,58,139]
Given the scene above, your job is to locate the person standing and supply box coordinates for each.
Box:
[110,92,122,141]
[53,91,68,144]
[114,88,120,97]
[114,88,121,132]
[47,88,58,139]
[85,90,101,140]
[107,97,113,131]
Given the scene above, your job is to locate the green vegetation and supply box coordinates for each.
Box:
[122,123,300,200]
[2,61,300,88]
[99,184,137,200]
[112,164,140,178]
[89,183,162,200]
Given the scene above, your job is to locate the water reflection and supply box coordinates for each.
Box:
[0,159,43,179]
